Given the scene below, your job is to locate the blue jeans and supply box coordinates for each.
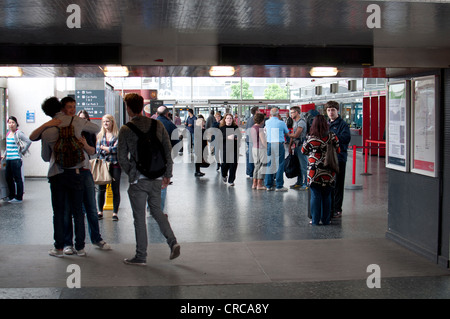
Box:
[295,146,308,186]
[246,141,254,177]
[64,169,102,246]
[310,183,332,225]
[5,159,23,200]
[49,169,84,250]
[264,142,285,189]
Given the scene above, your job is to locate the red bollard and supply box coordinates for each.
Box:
[361,140,372,176]
[345,144,363,190]
[352,144,357,185]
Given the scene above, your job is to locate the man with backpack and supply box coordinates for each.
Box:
[118,93,180,266]
[36,96,100,258]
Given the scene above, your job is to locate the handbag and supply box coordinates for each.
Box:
[90,158,112,185]
[284,147,301,178]
[324,133,339,173]
[15,132,30,157]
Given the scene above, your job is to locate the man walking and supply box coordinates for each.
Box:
[264,107,289,192]
[326,101,351,218]
[118,93,180,266]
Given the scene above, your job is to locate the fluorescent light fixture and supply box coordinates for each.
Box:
[0,66,23,77]
[309,67,338,77]
[209,66,235,77]
[103,66,129,77]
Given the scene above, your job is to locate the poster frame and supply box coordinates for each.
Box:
[410,75,439,178]
[386,80,410,172]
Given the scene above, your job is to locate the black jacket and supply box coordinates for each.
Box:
[329,115,351,162]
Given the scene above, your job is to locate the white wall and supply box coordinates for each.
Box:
[7,78,55,177]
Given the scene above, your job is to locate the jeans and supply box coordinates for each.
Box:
[5,159,23,200]
[310,183,332,225]
[98,166,121,213]
[246,141,254,177]
[64,169,102,246]
[128,178,177,261]
[295,146,308,186]
[264,142,285,189]
[49,169,84,250]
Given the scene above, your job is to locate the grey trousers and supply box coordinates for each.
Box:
[127,179,177,261]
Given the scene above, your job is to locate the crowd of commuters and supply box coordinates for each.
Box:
[2,94,350,263]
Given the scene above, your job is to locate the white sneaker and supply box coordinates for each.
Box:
[49,248,64,258]
[76,249,87,257]
[8,198,22,203]
[63,246,74,255]
[275,187,288,192]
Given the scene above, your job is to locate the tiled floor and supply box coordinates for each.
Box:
[0,149,449,299]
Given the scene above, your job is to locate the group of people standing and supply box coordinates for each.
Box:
[3,95,349,265]
[243,101,350,225]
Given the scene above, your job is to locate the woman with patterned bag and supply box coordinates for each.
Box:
[301,115,340,225]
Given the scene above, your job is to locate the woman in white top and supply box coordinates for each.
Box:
[2,116,31,203]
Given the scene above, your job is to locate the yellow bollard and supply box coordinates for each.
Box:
[103,184,114,211]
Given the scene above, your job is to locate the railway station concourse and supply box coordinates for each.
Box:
[1,0,450,304]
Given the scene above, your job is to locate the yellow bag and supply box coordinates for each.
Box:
[90,159,112,185]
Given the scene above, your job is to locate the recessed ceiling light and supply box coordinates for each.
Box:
[0,66,23,77]
[209,66,235,77]
[103,66,129,77]
[309,67,338,77]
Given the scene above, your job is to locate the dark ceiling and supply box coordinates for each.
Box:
[1,0,450,78]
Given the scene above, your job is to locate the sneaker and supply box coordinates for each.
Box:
[49,248,64,258]
[63,246,74,255]
[228,182,235,187]
[332,211,342,218]
[299,185,309,191]
[76,249,87,257]
[290,184,302,189]
[222,176,228,183]
[8,198,22,203]
[93,240,111,250]
[266,187,275,191]
[275,187,288,192]
[194,172,205,177]
[112,215,119,221]
[170,243,181,260]
[124,257,146,266]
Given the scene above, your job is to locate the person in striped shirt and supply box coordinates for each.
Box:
[1,116,31,203]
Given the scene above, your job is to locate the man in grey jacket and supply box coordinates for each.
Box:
[118,93,180,266]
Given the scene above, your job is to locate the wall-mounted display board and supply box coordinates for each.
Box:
[386,80,410,171]
[411,75,439,177]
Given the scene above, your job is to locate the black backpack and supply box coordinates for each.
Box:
[125,119,167,179]
[303,109,320,135]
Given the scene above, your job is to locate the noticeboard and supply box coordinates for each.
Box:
[75,89,105,119]
[410,76,439,177]
[386,80,410,172]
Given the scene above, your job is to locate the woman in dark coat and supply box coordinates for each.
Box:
[219,113,242,187]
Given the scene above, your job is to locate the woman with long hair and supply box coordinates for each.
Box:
[2,116,32,203]
[96,114,121,221]
[301,115,340,225]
